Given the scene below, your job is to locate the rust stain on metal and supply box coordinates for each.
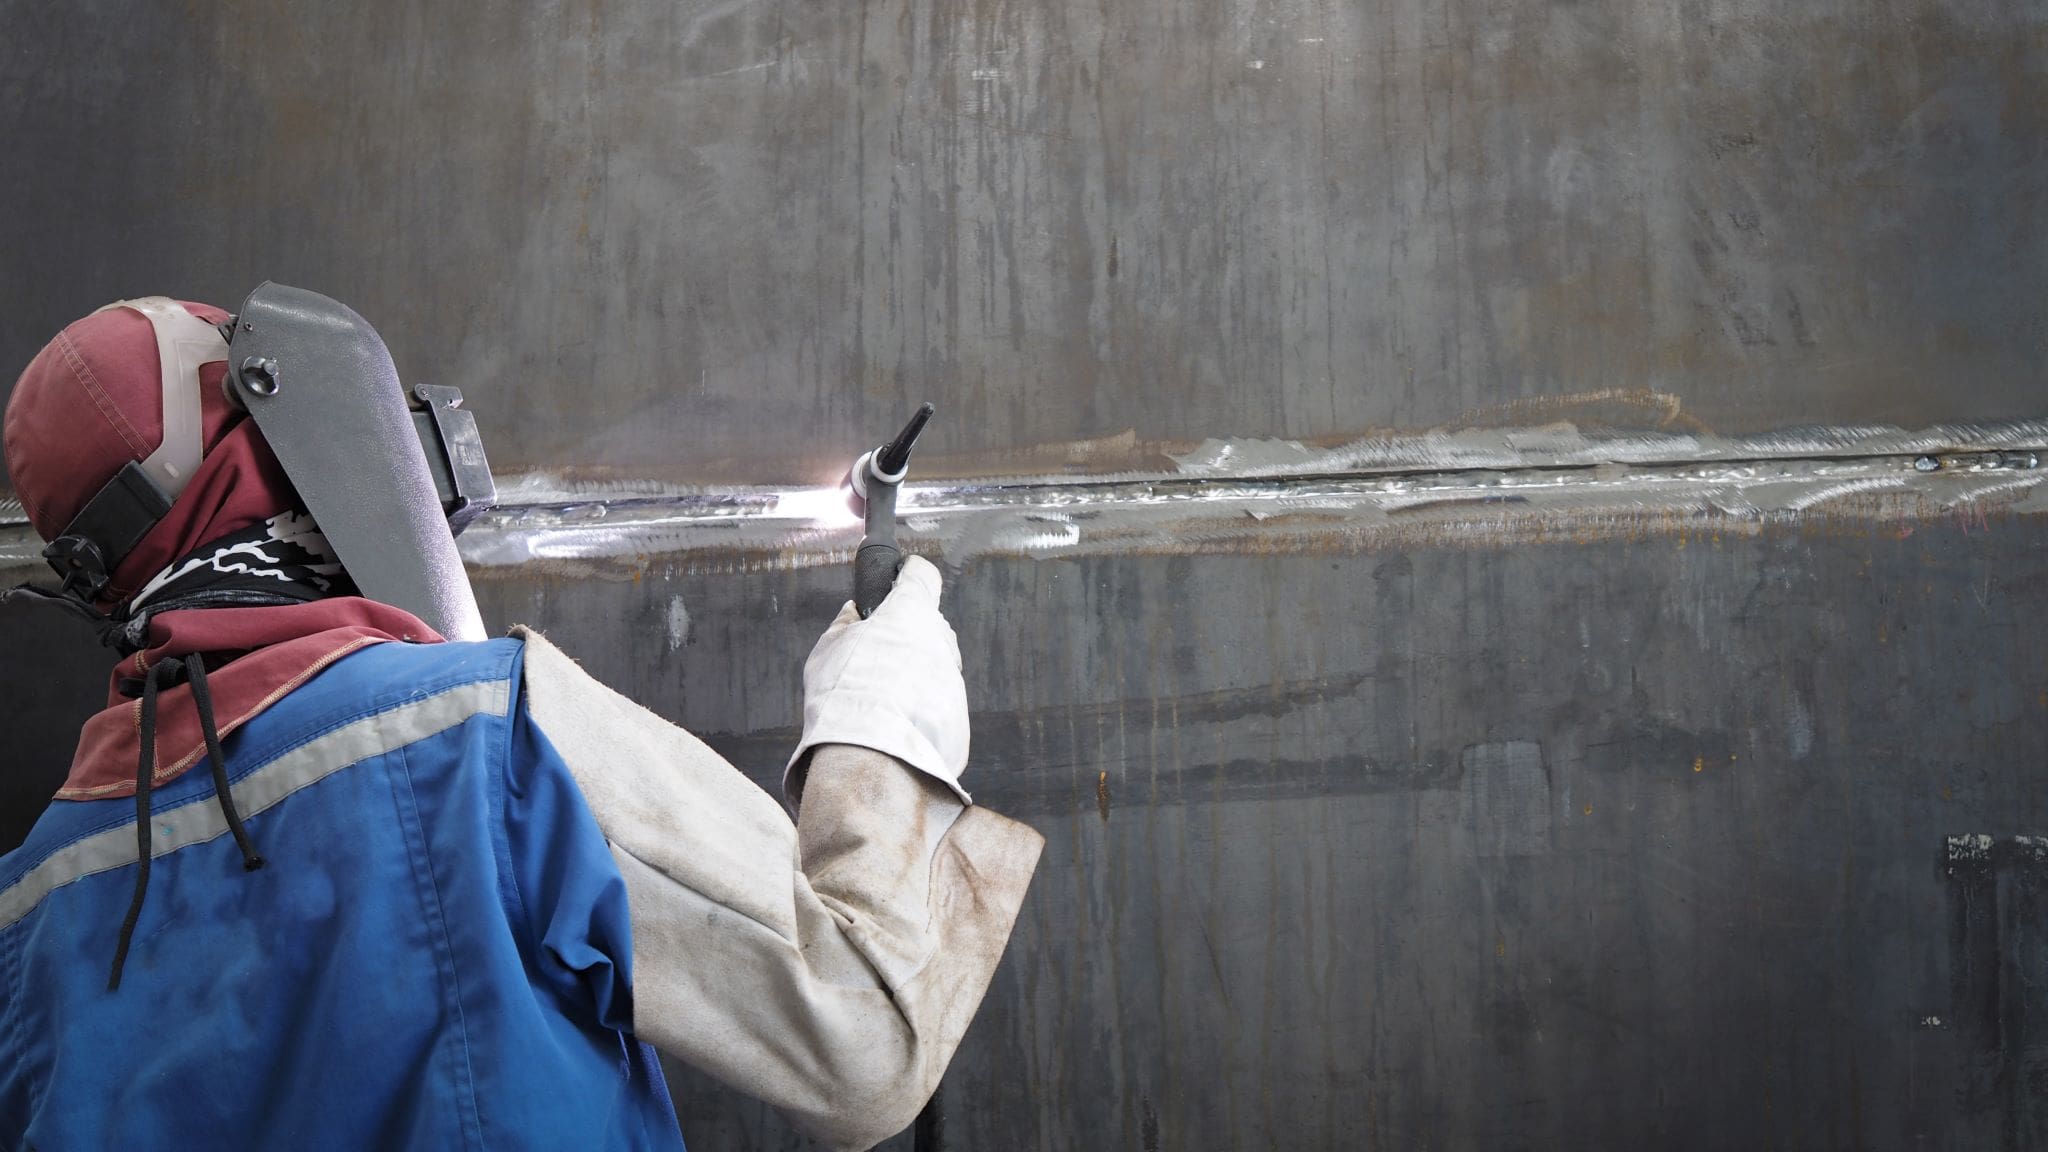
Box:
[1444,388,1711,435]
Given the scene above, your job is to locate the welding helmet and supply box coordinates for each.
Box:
[5,284,493,641]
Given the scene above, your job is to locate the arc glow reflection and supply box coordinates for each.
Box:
[771,485,863,528]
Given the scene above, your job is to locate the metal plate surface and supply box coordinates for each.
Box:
[2,0,2044,481]
[3,0,2047,1148]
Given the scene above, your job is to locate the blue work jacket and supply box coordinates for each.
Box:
[0,637,686,1150]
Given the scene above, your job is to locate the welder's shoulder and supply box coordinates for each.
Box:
[250,634,526,746]
[503,624,787,835]
[295,632,524,694]
[503,625,669,733]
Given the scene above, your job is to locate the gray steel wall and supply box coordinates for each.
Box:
[5,0,2044,480]
[4,1,2047,1149]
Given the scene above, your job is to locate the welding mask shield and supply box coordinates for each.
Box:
[220,281,491,641]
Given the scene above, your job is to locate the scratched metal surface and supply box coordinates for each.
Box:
[2,0,2046,483]
[5,514,2048,1148]
[456,520,2048,1151]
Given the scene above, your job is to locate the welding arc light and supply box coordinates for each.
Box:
[776,484,863,528]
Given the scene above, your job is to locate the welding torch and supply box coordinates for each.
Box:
[844,403,935,618]
[842,402,950,1151]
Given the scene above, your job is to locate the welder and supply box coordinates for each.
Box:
[0,285,1042,1151]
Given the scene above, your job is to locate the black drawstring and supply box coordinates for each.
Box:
[107,653,265,992]
[108,659,172,991]
[187,654,265,873]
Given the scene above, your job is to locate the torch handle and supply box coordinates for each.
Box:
[854,460,902,619]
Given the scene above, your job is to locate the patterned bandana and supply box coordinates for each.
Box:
[103,512,360,652]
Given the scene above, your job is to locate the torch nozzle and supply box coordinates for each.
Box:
[875,403,936,477]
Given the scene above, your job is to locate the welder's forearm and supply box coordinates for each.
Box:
[620,743,953,1148]
[794,744,1044,1136]
[796,744,963,974]
[624,744,1041,1151]
[609,835,925,1152]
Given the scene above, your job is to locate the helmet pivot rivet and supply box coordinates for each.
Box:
[241,357,280,397]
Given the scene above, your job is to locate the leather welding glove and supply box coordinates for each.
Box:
[785,555,972,807]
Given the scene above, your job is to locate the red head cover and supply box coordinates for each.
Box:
[6,298,442,799]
